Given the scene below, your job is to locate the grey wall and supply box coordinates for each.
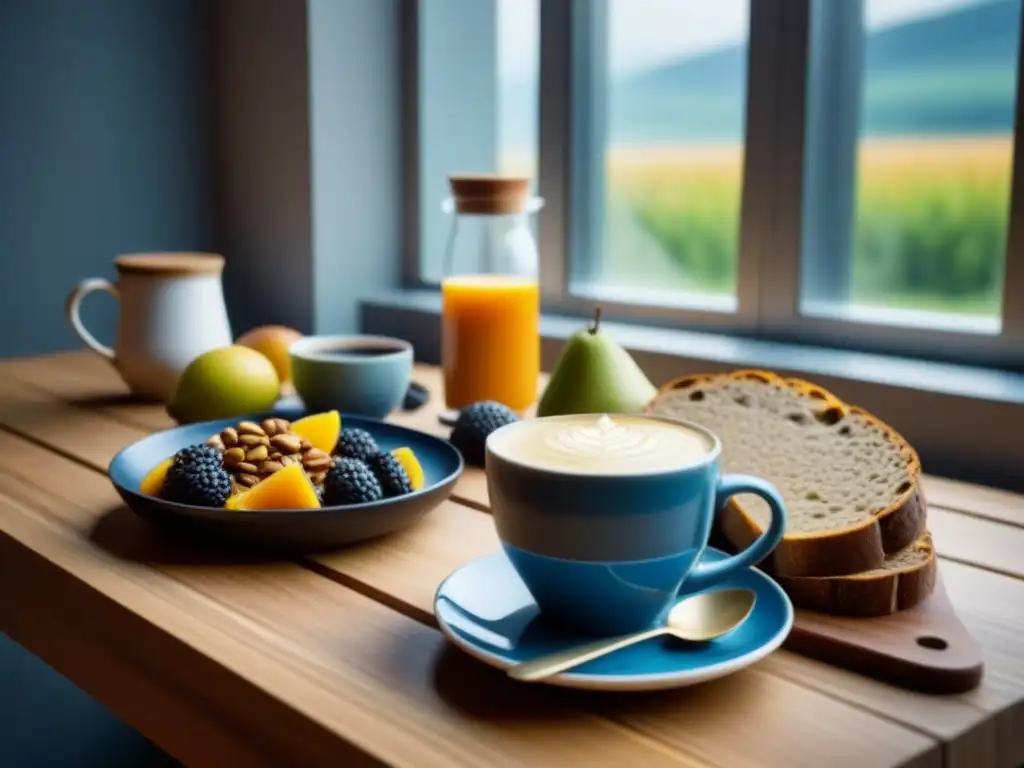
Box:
[212,0,315,336]
[309,0,404,333]
[0,0,214,358]
[213,0,405,337]
[0,0,406,355]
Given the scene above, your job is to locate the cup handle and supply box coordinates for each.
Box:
[683,474,787,594]
[65,278,118,360]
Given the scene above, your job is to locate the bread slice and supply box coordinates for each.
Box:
[646,370,927,578]
[775,532,936,616]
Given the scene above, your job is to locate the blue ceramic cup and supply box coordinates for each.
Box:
[485,413,787,636]
[289,335,413,419]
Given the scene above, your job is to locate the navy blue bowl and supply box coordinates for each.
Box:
[108,412,463,553]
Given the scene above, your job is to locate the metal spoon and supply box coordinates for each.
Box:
[506,587,757,683]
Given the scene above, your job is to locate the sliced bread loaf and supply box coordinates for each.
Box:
[646,370,927,578]
[775,532,936,616]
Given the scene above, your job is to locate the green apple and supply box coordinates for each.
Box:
[537,307,657,417]
[168,345,280,424]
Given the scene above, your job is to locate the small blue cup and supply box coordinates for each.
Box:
[485,414,787,636]
[289,334,413,419]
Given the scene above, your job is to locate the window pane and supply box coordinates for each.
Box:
[417,0,539,283]
[498,0,539,182]
[573,0,751,311]
[800,0,1021,333]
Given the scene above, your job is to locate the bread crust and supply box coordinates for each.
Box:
[649,369,928,578]
[774,533,937,617]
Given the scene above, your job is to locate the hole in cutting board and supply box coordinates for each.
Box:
[916,636,948,651]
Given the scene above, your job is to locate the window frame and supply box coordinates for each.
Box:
[748,0,1024,367]
[408,0,1024,370]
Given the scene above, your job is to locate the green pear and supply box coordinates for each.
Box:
[537,307,657,417]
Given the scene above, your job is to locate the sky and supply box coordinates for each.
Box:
[498,0,998,79]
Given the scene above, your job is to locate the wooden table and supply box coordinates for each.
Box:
[1,351,1022,768]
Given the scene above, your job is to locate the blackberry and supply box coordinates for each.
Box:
[162,444,232,507]
[334,427,380,462]
[365,452,412,498]
[323,458,383,506]
[449,401,520,467]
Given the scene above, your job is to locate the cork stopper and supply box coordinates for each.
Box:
[448,174,532,215]
[115,252,225,277]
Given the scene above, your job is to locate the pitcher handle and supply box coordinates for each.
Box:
[684,474,787,593]
[65,278,118,360]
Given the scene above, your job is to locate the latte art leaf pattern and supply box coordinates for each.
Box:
[544,415,660,460]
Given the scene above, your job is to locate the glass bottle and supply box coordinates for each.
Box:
[441,175,543,413]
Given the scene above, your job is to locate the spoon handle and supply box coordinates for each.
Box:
[507,627,669,682]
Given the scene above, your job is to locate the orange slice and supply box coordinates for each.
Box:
[391,447,424,491]
[226,464,321,510]
[140,457,174,497]
[290,410,341,454]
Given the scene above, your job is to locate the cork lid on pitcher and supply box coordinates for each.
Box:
[114,252,226,277]
[448,174,532,215]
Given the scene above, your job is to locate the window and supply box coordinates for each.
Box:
[800,0,1021,335]
[497,0,539,181]
[413,0,1024,367]
[575,0,750,313]
[415,0,539,283]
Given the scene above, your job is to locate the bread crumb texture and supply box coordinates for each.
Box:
[647,371,920,536]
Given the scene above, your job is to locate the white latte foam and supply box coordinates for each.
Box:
[545,414,661,461]
[489,413,714,474]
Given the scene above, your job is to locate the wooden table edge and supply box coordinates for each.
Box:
[1,530,385,768]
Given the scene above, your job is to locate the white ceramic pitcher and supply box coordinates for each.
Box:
[66,252,233,401]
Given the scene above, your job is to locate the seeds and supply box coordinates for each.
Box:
[246,445,269,462]
[258,460,284,475]
[302,448,332,473]
[223,447,246,467]
[209,416,345,496]
[270,433,302,454]
[262,418,290,436]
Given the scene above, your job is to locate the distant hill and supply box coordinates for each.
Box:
[866,0,1019,73]
[499,0,1022,146]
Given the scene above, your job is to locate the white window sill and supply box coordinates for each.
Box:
[360,289,1024,493]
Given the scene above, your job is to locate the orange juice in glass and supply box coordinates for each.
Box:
[442,275,540,411]
[441,175,542,412]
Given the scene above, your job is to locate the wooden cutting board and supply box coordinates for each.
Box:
[709,528,984,693]
[782,574,984,694]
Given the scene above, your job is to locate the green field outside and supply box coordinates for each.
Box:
[494,0,1020,317]
[594,135,1013,316]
